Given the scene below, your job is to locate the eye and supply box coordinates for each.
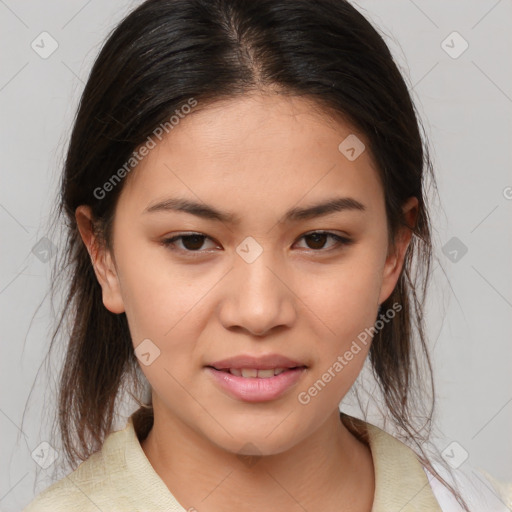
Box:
[295,231,353,251]
[161,230,352,256]
[161,232,218,253]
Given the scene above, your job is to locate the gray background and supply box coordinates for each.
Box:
[1,1,511,510]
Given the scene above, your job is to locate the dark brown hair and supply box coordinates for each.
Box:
[25,0,469,509]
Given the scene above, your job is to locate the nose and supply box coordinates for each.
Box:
[218,248,297,337]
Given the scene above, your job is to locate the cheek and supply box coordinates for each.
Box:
[302,249,385,402]
[118,258,209,400]
[315,252,385,335]
[116,240,208,336]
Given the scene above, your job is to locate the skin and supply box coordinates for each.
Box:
[76,91,417,512]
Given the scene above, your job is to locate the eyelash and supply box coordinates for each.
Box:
[160,231,353,257]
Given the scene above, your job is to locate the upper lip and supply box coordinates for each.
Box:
[207,354,308,370]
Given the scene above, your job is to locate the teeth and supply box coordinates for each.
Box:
[256,369,275,378]
[240,368,258,378]
[228,367,288,378]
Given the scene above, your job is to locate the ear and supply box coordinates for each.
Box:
[378,196,418,305]
[75,205,125,314]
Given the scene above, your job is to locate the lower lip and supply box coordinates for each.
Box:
[205,367,307,402]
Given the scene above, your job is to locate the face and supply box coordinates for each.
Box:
[77,92,415,456]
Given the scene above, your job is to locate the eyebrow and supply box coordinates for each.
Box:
[143,196,366,224]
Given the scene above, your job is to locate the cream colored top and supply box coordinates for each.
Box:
[23,410,510,511]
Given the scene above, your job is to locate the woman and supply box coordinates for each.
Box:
[22,0,510,510]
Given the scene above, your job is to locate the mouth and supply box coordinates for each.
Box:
[206,366,307,378]
[204,365,308,402]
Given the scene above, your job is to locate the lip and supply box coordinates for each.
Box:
[207,353,307,371]
[205,366,307,402]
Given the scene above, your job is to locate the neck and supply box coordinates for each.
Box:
[140,405,375,512]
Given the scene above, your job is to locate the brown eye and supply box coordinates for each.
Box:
[161,233,217,253]
[304,232,330,250]
[297,231,353,251]
[179,234,207,251]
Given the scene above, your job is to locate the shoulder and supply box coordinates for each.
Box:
[22,424,132,512]
[23,409,184,512]
[341,413,512,512]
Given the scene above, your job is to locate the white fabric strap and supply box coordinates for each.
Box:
[425,465,512,511]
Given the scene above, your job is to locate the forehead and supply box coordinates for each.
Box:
[117,92,383,219]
